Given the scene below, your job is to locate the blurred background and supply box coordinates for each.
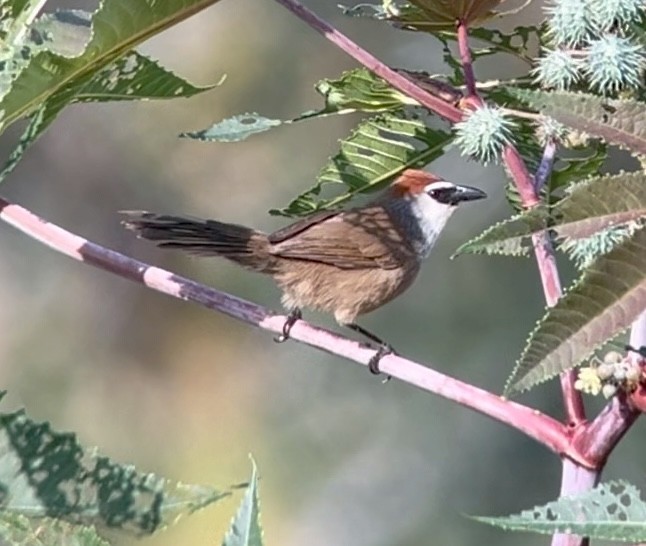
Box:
[0,0,644,544]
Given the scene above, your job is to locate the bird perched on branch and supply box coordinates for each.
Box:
[123,169,486,374]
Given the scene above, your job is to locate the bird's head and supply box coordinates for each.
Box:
[380,169,487,258]
[389,169,487,207]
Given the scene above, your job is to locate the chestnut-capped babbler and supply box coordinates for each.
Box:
[123,169,486,374]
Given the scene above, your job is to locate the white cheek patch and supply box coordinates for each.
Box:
[409,193,457,258]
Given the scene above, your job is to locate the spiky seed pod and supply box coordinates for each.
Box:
[545,0,595,46]
[588,0,645,31]
[534,49,582,90]
[454,106,515,165]
[585,34,645,94]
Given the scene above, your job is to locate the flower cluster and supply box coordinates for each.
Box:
[536,0,645,94]
[575,350,643,398]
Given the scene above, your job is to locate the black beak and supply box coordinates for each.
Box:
[451,184,487,205]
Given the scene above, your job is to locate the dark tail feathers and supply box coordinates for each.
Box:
[122,211,273,272]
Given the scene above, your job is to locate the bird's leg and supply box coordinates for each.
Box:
[274,308,302,343]
[346,323,394,377]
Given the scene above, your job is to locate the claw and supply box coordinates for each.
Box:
[274,308,302,343]
[368,344,394,380]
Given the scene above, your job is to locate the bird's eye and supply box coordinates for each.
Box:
[428,187,455,203]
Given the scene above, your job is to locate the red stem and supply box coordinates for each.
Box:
[456,19,478,98]
[272,0,463,123]
[0,195,588,464]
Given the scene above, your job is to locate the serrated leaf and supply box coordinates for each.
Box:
[475,481,646,542]
[78,50,218,102]
[0,0,224,131]
[408,0,501,25]
[0,8,218,183]
[222,459,263,546]
[270,111,452,216]
[506,227,646,394]
[341,1,540,53]
[0,397,229,536]
[454,210,542,257]
[509,89,646,157]
[183,68,415,143]
[457,171,646,256]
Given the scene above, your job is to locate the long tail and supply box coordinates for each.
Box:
[122,211,275,273]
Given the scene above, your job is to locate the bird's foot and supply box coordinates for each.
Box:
[274,308,302,343]
[368,343,395,381]
[625,344,646,358]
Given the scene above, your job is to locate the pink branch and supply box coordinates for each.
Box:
[272,0,463,123]
[456,19,478,98]
[551,460,597,546]
[0,195,588,464]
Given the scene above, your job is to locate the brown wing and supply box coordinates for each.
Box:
[268,206,413,270]
[268,210,339,243]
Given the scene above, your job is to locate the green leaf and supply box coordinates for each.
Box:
[509,89,646,157]
[182,68,415,143]
[78,50,218,102]
[181,113,283,142]
[270,111,452,216]
[475,481,646,542]
[222,458,263,546]
[0,0,223,131]
[0,8,219,182]
[312,67,417,114]
[457,171,646,257]
[506,227,646,394]
[0,395,230,536]
[1,0,46,45]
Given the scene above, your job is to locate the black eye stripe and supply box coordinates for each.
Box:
[429,188,453,198]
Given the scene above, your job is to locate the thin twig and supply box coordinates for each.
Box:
[0,195,591,465]
[272,0,463,123]
[534,139,557,192]
[456,19,478,98]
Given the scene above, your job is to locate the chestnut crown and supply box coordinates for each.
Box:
[391,169,487,205]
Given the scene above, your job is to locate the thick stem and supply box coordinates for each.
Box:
[272,0,463,123]
[550,459,598,546]
[531,231,586,426]
[0,195,586,463]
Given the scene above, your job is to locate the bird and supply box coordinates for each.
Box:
[122,169,486,374]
